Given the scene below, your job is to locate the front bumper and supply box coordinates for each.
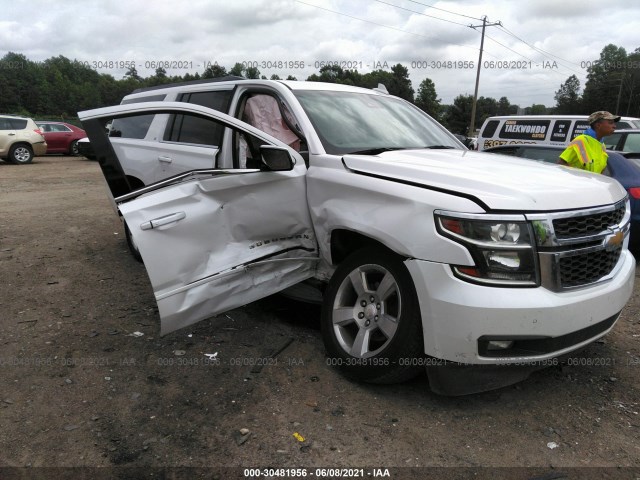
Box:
[405,249,635,365]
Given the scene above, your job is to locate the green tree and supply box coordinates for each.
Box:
[525,104,547,115]
[361,64,414,101]
[443,94,474,134]
[582,44,628,113]
[497,96,516,116]
[625,47,640,115]
[554,75,582,114]
[124,66,142,81]
[230,62,244,76]
[476,96,498,126]
[414,78,441,119]
[245,66,261,79]
[307,65,362,85]
[202,63,227,78]
[388,64,414,102]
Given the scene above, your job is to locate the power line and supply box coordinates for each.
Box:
[372,0,471,27]
[404,0,484,21]
[367,0,578,109]
[379,0,586,79]
[294,0,478,50]
[483,33,536,62]
[496,25,581,67]
[483,33,585,78]
[490,28,584,76]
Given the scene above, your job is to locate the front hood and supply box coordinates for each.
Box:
[342,149,626,211]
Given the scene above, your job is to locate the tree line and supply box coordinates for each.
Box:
[1,44,638,135]
[554,45,640,117]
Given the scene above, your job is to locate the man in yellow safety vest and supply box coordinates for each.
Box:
[558,111,620,173]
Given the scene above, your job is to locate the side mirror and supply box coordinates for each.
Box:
[260,146,296,171]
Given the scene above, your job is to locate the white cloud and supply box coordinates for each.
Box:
[2,0,639,108]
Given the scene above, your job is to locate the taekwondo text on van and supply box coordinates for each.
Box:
[478,115,640,151]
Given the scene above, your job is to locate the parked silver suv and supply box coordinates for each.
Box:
[0,115,47,164]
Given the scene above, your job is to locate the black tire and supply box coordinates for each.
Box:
[124,221,143,263]
[9,144,34,164]
[321,248,424,384]
[69,140,79,156]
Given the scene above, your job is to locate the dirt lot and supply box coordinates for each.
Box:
[1,156,640,479]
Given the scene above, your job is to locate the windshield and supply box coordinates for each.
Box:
[294,90,462,155]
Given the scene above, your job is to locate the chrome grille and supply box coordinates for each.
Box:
[559,245,623,288]
[527,199,630,291]
[552,204,625,239]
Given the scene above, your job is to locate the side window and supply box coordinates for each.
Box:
[550,120,571,142]
[164,113,222,146]
[109,115,155,139]
[162,90,233,147]
[9,119,27,130]
[179,90,233,113]
[120,94,166,105]
[623,133,640,152]
[480,120,500,138]
[162,111,268,169]
[52,124,72,132]
[571,121,589,140]
[602,133,622,150]
[110,95,167,138]
[499,120,549,140]
[239,94,301,151]
[234,129,269,169]
[0,118,10,130]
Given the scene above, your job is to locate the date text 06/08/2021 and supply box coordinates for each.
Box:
[58,58,640,72]
[243,467,391,478]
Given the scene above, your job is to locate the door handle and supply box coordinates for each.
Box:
[140,211,186,230]
[158,155,173,163]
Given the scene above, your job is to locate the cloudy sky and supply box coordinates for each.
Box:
[3,0,640,108]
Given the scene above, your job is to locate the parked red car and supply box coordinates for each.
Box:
[36,121,86,155]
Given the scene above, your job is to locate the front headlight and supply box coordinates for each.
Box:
[435,212,539,287]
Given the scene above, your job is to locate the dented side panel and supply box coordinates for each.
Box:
[120,162,318,335]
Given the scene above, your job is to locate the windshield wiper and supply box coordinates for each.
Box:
[347,147,406,155]
[424,145,456,149]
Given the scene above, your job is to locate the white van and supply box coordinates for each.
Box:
[477,115,640,151]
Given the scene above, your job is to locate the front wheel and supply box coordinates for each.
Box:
[321,248,424,384]
[9,144,34,164]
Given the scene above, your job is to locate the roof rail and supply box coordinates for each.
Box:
[131,75,246,94]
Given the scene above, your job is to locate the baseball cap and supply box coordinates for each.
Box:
[588,111,621,124]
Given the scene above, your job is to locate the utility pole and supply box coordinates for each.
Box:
[626,77,634,115]
[615,70,624,114]
[469,16,501,138]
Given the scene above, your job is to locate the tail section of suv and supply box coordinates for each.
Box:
[0,115,47,164]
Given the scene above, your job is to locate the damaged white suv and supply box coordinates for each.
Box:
[79,80,635,395]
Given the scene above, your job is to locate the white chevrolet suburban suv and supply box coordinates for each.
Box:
[79,79,635,395]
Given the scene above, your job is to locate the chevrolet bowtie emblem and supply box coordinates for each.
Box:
[605,230,624,251]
